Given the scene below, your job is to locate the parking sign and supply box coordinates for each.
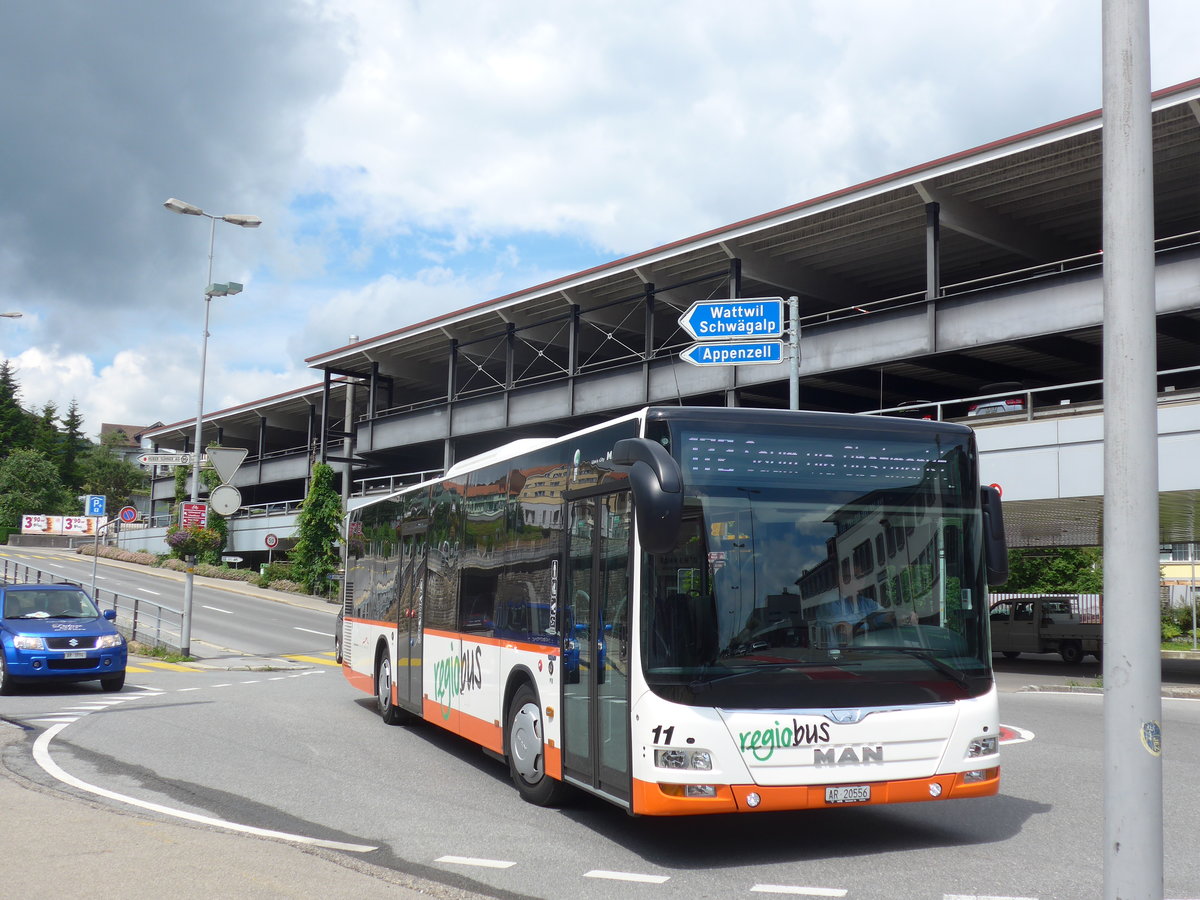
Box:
[84,495,106,517]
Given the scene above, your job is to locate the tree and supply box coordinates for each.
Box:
[59,400,89,492]
[78,432,149,512]
[1005,547,1104,594]
[290,462,343,595]
[0,449,72,528]
[0,361,33,457]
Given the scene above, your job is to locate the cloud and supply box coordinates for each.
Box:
[1,0,1198,436]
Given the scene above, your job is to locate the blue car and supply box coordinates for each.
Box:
[0,583,128,693]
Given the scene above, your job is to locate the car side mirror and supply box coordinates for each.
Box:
[103,609,116,621]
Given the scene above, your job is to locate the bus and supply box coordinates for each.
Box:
[340,406,1009,816]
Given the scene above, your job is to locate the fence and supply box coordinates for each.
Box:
[0,557,183,653]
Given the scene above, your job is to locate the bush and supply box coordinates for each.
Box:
[264,578,308,595]
[257,561,294,587]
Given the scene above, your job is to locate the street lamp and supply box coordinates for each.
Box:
[164,197,261,657]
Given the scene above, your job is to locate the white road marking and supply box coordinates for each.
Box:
[584,870,670,884]
[137,588,161,595]
[751,886,847,897]
[32,723,377,852]
[202,605,233,614]
[436,856,516,869]
[294,627,332,637]
[945,895,1039,900]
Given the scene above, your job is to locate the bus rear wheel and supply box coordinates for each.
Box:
[507,684,567,807]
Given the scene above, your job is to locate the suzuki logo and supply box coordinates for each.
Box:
[68,638,79,647]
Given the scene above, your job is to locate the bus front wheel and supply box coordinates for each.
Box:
[507,684,567,807]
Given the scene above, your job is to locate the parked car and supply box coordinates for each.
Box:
[0,582,127,693]
[968,382,1027,417]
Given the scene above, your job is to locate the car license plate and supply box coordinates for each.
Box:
[63,651,86,659]
[825,785,871,804]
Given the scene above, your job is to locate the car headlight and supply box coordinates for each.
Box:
[13,635,44,651]
[97,634,125,649]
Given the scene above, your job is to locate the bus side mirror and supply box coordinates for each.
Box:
[610,438,683,554]
[981,485,1009,587]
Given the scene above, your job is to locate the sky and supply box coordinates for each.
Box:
[1,1,1198,439]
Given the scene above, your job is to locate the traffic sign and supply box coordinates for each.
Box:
[84,495,106,517]
[138,452,194,467]
[207,446,248,483]
[680,340,784,366]
[678,297,784,341]
[118,506,139,524]
[180,502,208,529]
[208,484,242,516]
[264,533,279,549]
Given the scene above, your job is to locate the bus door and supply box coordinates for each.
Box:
[397,498,429,714]
[562,489,632,804]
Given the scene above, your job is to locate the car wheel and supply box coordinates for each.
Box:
[1060,642,1084,665]
[506,683,567,807]
[100,671,125,692]
[375,651,409,725]
[1001,651,1020,659]
[0,654,15,696]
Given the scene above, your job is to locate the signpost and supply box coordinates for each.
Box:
[118,506,139,524]
[679,340,783,367]
[137,452,196,467]
[678,298,784,340]
[265,532,278,564]
[180,502,208,529]
[83,494,106,517]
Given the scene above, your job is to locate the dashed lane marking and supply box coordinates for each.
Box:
[436,856,516,869]
[584,870,670,884]
[751,886,847,897]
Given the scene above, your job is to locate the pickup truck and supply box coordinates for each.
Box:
[989,596,1102,664]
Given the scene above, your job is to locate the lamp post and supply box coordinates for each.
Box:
[164,198,261,657]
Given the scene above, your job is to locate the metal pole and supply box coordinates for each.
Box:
[788,296,799,410]
[1101,2,1162,897]
[180,216,218,658]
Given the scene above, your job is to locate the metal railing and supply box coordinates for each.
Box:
[0,557,183,653]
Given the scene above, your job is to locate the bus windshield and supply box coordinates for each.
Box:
[641,420,990,709]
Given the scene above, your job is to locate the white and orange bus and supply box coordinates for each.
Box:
[340,406,1009,815]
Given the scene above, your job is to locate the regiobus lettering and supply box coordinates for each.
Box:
[340,406,1009,815]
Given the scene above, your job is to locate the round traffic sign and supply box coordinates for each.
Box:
[118,505,139,524]
[209,484,242,516]
[264,533,279,549]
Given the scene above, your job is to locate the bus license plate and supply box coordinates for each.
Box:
[63,651,86,659]
[826,785,871,804]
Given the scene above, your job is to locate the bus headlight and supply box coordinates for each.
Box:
[967,735,998,758]
[655,748,713,770]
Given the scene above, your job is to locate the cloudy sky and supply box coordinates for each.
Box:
[1,1,1197,438]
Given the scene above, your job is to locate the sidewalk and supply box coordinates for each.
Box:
[0,723,480,899]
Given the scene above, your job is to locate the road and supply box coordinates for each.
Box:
[2,547,1199,897]
[1,657,1198,898]
[2,547,337,658]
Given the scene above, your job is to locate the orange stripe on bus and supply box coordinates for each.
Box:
[425,628,560,656]
[631,769,1000,816]
[422,697,504,754]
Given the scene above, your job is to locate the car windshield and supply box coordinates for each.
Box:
[640,422,992,709]
[3,589,100,619]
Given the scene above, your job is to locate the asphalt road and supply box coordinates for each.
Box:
[3,658,1198,900]
[3,547,338,658]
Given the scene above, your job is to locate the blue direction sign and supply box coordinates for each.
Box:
[680,340,784,367]
[84,494,106,517]
[678,297,784,341]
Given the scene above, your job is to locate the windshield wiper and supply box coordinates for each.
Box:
[850,646,972,688]
[688,659,858,690]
